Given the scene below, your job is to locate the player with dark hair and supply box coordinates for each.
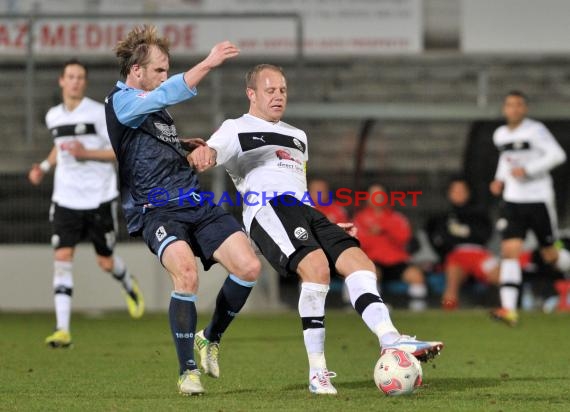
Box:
[490,90,569,325]
[29,58,144,349]
[105,25,261,395]
[190,63,443,395]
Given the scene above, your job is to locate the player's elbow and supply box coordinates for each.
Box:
[545,151,568,173]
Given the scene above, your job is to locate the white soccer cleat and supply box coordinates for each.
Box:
[309,369,338,395]
[177,369,205,396]
[194,330,220,378]
[382,335,444,362]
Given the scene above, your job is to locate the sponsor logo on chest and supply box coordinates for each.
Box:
[154,122,179,144]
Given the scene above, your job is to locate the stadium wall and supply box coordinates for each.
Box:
[0,244,281,313]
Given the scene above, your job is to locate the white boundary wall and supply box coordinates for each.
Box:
[0,243,283,313]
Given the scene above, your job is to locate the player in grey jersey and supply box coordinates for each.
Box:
[490,90,570,326]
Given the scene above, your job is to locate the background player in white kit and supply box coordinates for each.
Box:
[190,64,443,395]
[29,59,144,347]
[490,90,570,326]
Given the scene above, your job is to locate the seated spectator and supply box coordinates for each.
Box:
[354,184,427,311]
[426,176,499,310]
[308,178,348,224]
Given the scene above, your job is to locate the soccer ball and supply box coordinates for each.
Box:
[373,349,423,396]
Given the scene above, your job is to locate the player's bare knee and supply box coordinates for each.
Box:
[360,257,377,273]
[296,249,330,283]
[234,257,262,282]
[408,271,425,284]
[54,248,74,262]
[502,251,519,259]
[172,268,198,292]
[501,238,524,258]
[300,262,330,284]
[335,247,375,276]
[404,268,424,284]
[97,256,114,272]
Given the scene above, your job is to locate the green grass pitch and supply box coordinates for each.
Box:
[1,310,569,411]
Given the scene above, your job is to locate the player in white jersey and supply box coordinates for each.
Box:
[490,90,570,326]
[190,64,443,395]
[28,59,144,347]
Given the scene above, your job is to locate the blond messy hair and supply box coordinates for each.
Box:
[114,25,170,78]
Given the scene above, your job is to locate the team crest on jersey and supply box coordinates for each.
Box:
[294,227,309,241]
[74,123,87,135]
[136,92,149,99]
[293,138,303,152]
[155,225,167,241]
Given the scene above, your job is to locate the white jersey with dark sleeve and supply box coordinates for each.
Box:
[46,97,118,210]
[207,113,309,231]
[493,118,566,203]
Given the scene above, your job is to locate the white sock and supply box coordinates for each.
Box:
[555,248,570,273]
[344,270,399,346]
[408,283,427,311]
[499,259,521,311]
[111,255,133,291]
[299,282,329,377]
[53,260,73,331]
[408,283,427,298]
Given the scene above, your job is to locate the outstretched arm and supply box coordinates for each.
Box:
[183,41,240,89]
[112,41,240,128]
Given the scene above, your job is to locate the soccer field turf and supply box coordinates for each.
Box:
[1,310,569,411]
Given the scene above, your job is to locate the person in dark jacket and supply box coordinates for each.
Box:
[426,176,498,309]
